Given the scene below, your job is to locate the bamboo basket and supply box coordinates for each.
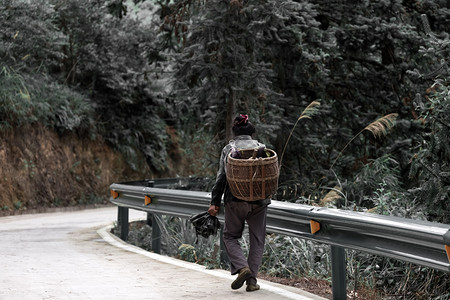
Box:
[226,149,279,201]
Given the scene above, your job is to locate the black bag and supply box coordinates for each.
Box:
[189,211,221,243]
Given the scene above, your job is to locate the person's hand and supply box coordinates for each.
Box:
[208,205,220,216]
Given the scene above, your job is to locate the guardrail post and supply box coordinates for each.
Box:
[219,226,229,265]
[331,245,347,300]
[147,181,154,227]
[146,213,153,226]
[118,207,129,241]
[152,214,161,254]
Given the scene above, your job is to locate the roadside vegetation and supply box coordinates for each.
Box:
[2,0,449,298]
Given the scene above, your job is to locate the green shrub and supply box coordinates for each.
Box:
[28,76,95,135]
[0,65,95,134]
[13,201,22,210]
[0,0,65,72]
[0,66,37,129]
[409,79,450,223]
[178,244,198,263]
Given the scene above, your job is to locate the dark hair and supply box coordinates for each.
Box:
[232,114,256,136]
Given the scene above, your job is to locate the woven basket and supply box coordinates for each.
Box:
[226,149,279,201]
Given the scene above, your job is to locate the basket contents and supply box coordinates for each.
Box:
[226,148,279,201]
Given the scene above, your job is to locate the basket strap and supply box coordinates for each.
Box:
[249,165,253,201]
[262,164,266,199]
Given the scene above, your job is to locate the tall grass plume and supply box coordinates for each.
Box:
[279,101,321,169]
[330,113,399,170]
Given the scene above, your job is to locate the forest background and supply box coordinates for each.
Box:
[1,0,449,299]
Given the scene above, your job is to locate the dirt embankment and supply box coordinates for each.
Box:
[0,125,151,214]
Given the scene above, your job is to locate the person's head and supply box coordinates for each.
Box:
[232,114,255,137]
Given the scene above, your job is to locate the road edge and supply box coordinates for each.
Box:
[97,224,327,300]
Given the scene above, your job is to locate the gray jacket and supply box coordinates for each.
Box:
[210,135,272,207]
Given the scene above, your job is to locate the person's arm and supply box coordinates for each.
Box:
[209,146,229,215]
[208,204,220,216]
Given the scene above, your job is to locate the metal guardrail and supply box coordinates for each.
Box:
[109,178,450,300]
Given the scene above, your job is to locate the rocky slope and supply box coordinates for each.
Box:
[0,125,151,214]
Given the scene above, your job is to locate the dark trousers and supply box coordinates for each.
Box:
[223,201,267,285]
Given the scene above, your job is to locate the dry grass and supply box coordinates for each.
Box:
[280,101,321,168]
[330,113,399,170]
[364,113,398,139]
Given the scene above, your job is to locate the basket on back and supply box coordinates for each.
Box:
[226,148,279,201]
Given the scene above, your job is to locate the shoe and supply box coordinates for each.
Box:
[246,284,260,292]
[231,267,252,290]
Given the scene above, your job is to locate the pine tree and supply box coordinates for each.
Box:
[0,0,65,72]
[172,0,307,142]
[408,12,450,223]
[272,0,450,206]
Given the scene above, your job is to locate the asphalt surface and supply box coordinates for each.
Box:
[0,207,327,300]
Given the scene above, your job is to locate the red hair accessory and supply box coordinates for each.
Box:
[239,114,248,124]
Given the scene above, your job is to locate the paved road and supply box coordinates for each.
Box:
[0,207,326,300]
